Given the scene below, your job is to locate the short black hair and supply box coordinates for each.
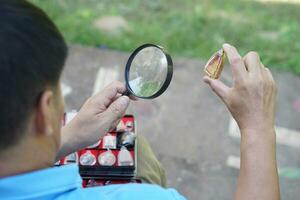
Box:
[0,0,67,150]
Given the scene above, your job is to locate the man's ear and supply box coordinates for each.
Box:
[34,90,54,136]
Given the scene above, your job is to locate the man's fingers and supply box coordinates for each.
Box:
[112,93,122,102]
[265,67,274,82]
[265,68,277,92]
[109,119,121,132]
[93,81,127,107]
[129,94,139,101]
[222,43,247,82]
[243,51,262,74]
[112,93,138,102]
[203,76,230,101]
[105,96,130,120]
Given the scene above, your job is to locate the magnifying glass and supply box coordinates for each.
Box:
[124,44,173,99]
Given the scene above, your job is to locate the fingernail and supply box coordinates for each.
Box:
[203,76,210,84]
[118,96,130,108]
[223,43,231,49]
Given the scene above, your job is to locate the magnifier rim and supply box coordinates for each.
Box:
[125,43,173,99]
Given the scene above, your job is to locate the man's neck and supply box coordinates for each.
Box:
[0,137,55,178]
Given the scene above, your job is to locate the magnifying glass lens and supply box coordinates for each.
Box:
[128,47,168,97]
[126,44,172,99]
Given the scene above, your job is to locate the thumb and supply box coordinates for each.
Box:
[106,96,130,119]
[203,76,230,101]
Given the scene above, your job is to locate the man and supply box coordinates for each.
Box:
[0,1,280,200]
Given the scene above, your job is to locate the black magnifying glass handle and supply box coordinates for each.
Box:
[123,89,131,96]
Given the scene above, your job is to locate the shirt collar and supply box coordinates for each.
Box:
[0,164,82,199]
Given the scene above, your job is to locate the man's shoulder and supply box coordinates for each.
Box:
[57,183,186,200]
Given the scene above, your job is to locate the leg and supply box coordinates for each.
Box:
[135,135,167,187]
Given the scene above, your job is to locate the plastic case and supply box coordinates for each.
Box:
[56,113,140,187]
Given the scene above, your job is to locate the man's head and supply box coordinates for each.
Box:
[0,0,67,165]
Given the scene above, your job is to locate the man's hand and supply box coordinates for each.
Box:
[204,44,280,200]
[203,43,277,133]
[57,81,133,159]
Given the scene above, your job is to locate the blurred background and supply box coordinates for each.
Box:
[31,0,300,74]
[30,0,300,199]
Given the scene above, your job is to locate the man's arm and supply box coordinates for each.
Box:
[204,43,280,200]
[237,128,279,200]
[56,81,131,160]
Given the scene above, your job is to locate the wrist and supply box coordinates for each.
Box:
[238,117,274,132]
[240,125,276,136]
[57,119,83,159]
[240,127,276,154]
[237,116,275,136]
[63,116,86,148]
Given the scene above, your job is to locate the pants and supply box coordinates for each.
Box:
[136,135,167,187]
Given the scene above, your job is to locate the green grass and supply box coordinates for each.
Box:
[30,0,300,74]
[137,81,161,97]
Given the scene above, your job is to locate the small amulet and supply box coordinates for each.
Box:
[204,49,226,79]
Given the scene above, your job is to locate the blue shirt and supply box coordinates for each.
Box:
[0,164,186,200]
